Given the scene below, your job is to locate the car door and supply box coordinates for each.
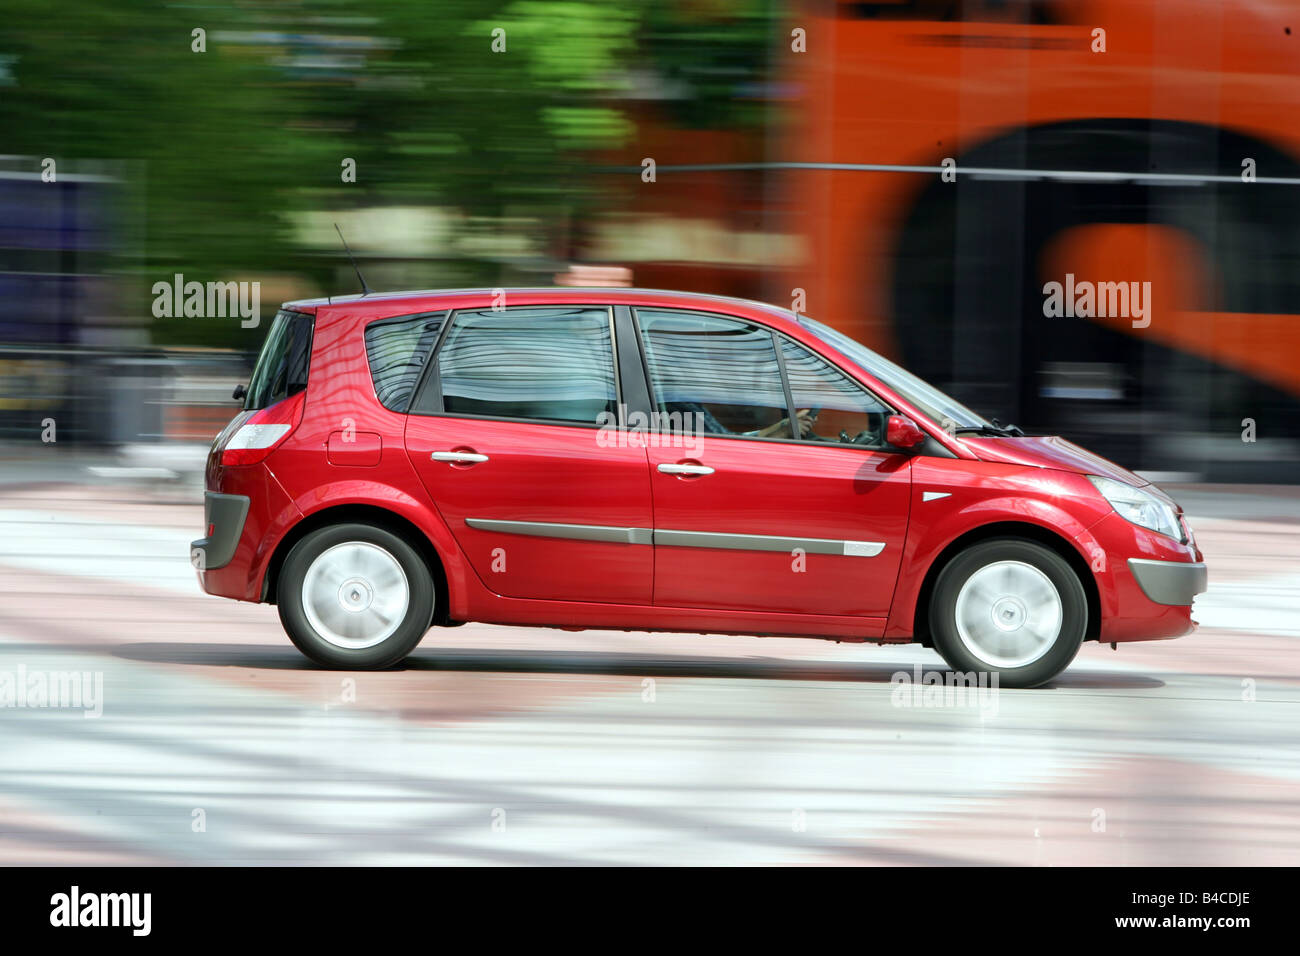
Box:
[403,304,654,605]
[635,308,912,620]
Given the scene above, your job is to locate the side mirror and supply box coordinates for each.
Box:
[232,384,247,401]
[886,414,926,450]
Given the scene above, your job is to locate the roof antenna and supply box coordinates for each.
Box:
[334,222,372,296]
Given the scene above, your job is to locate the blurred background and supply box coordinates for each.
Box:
[2,0,1299,481]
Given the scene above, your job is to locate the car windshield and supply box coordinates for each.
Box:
[798,315,992,429]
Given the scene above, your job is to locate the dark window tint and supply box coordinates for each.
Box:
[636,309,793,439]
[244,309,313,410]
[437,307,617,423]
[780,339,890,446]
[364,311,447,412]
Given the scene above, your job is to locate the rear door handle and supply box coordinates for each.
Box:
[432,451,489,464]
[657,463,714,476]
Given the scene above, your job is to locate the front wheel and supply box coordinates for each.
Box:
[278,523,434,669]
[929,538,1087,688]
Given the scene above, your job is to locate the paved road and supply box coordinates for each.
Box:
[0,478,1296,865]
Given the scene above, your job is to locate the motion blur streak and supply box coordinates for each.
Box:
[0,475,1295,865]
[3,1,1300,480]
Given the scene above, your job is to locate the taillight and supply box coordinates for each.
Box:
[221,391,306,466]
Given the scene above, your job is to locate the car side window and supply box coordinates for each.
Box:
[364,311,448,412]
[780,338,891,447]
[435,306,618,424]
[636,309,794,440]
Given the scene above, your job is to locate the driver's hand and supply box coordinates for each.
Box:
[756,408,817,439]
[793,408,816,437]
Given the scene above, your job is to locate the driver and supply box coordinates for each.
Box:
[754,408,817,439]
[675,402,817,439]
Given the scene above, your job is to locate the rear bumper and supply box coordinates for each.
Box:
[193,462,303,602]
[1128,558,1208,607]
[190,492,250,570]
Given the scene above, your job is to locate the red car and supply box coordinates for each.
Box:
[194,288,1206,687]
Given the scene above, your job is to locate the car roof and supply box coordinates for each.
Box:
[285,286,804,329]
[285,285,972,459]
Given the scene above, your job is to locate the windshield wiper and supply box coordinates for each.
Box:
[953,419,1026,438]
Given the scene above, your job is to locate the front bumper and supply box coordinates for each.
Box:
[1076,510,1205,642]
[1128,558,1208,606]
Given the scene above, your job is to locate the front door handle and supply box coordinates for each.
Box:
[432,451,489,464]
[657,462,714,476]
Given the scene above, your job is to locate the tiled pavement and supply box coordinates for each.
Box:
[0,482,1296,864]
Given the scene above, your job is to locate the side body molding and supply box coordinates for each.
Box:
[466,518,653,546]
[466,518,885,558]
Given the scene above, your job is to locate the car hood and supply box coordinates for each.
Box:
[958,435,1148,487]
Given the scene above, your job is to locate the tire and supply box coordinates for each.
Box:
[277,523,434,669]
[929,538,1086,688]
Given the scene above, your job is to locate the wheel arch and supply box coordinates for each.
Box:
[910,521,1101,648]
[262,503,452,626]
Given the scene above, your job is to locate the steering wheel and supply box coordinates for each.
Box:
[840,413,884,446]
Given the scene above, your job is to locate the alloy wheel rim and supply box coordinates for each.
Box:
[953,560,1062,669]
[301,542,410,650]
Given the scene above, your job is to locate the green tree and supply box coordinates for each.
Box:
[0,0,779,347]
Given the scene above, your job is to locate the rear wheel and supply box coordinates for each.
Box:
[278,523,434,668]
[929,538,1086,688]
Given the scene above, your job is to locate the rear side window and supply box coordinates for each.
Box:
[244,309,313,410]
[435,307,617,424]
[364,311,447,412]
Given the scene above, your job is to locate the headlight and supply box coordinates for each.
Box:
[1087,475,1182,540]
